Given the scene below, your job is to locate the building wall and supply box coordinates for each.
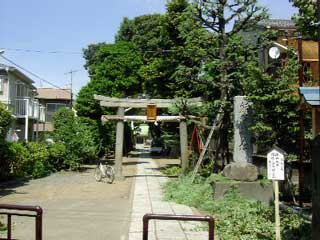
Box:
[2,71,38,141]
[38,99,70,122]
[0,71,9,104]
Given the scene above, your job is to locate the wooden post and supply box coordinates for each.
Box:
[179,120,188,173]
[274,180,281,240]
[115,107,125,180]
[312,108,320,137]
[267,147,285,240]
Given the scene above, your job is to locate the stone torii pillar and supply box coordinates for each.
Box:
[179,119,188,173]
[115,107,125,180]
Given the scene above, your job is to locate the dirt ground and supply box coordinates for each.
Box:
[0,157,136,240]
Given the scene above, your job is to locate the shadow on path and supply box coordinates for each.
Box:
[0,179,30,198]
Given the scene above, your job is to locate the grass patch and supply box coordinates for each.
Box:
[160,165,183,176]
[163,174,311,240]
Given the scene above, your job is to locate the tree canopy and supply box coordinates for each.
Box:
[115,0,210,98]
[76,41,143,118]
[194,0,268,162]
[290,0,318,40]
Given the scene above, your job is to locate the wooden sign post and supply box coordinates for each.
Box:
[267,146,286,240]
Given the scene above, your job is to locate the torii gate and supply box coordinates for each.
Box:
[94,94,203,179]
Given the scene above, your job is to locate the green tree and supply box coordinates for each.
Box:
[243,50,300,154]
[0,103,12,142]
[116,13,174,97]
[77,41,143,117]
[290,0,318,40]
[52,108,100,169]
[195,0,268,163]
[82,41,143,98]
[115,1,210,98]
[76,41,143,150]
[159,0,211,97]
[116,14,164,53]
[0,103,12,179]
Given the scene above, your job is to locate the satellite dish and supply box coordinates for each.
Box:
[269,47,280,59]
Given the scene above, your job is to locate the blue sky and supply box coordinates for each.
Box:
[0,0,297,96]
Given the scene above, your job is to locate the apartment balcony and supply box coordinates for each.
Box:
[11,98,45,122]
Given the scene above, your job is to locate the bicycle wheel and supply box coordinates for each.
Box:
[105,166,115,184]
[94,167,103,182]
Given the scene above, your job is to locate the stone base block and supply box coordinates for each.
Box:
[223,162,258,181]
[212,182,273,205]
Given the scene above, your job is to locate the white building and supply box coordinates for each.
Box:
[0,64,45,141]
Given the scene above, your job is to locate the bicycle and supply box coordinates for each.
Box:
[94,161,115,184]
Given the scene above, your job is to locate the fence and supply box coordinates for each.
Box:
[0,204,42,240]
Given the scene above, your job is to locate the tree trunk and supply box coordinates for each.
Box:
[216,4,230,167]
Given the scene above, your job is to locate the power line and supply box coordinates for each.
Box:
[1,47,82,55]
[0,46,210,55]
[0,54,74,93]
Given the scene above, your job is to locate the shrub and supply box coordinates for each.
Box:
[9,142,28,177]
[0,142,12,180]
[47,143,68,171]
[0,103,12,142]
[24,142,50,178]
[51,108,100,169]
[0,103,12,180]
[10,142,50,178]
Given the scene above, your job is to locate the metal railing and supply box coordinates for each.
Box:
[142,213,215,240]
[12,98,45,121]
[39,106,46,122]
[0,204,43,240]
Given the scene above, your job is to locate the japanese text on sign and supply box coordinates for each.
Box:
[267,149,285,180]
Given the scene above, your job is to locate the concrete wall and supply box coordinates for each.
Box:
[212,182,274,205]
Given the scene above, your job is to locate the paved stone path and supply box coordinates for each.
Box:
[128,150,209,240]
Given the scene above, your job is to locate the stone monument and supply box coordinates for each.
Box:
[223,96,258,181]
[233,96,253,163]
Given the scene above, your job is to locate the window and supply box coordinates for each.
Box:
[46,103,67,122]
[16,83,27,97]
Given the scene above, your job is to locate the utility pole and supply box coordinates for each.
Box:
[64,69,80,109]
